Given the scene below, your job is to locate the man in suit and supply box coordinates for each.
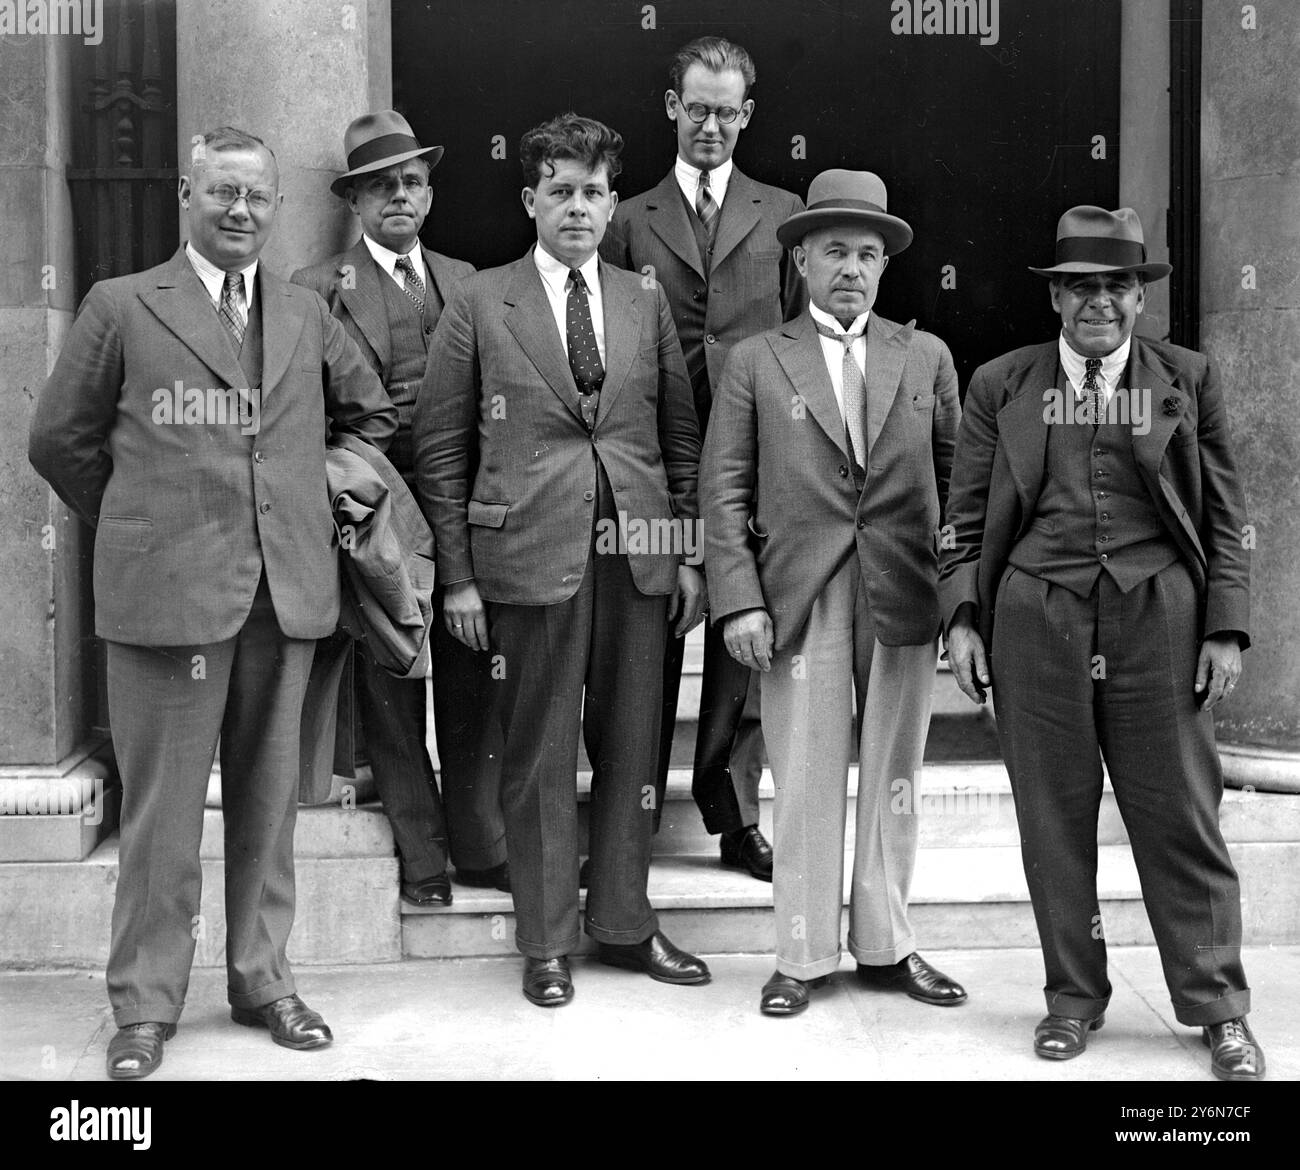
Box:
[702,170,968,1016]
[28,127,397,1078]
[942,206,1263,1080]
[292,111,508,907]
[414,113,710,1007]
[601,36,805,880]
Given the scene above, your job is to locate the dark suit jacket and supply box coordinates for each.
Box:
[290,238,474,376]
[412,249,700,605]
[702,310,959,651]
[601,167,805,430]
[937,336,1251,648]
[28,248,396,646]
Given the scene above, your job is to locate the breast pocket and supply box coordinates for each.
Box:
[97,516,153,552]
[467,500,509,528]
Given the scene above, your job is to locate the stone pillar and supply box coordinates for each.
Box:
[1200,0,1300,791]
[0,31,114,860]
[175,0,392,272]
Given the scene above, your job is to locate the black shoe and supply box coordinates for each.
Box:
[1203,1017,1265,1081]
[401,873,452,906]
[454,862,510,892]
[522,956,573,1007]
[596,931,711,985]
[720,825,774,881]
[856,952,967,1006]
[231,994,333,1050]
[578,858,590,889]
[1033,1013,1104,1060]
[760,970,825,1016]
[106,1021,176,1080]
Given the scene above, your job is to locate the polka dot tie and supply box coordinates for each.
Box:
[566,268,604,431]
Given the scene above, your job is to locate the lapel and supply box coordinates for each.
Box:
[711,167,762,271]
[503,250,585,425]
[863,313,911,456]
[594,259,639,428]
[995,343,1060,512]
[773,312,851,459]
[422,245,457,322]
[1128,337,1185,476]
[336,239,392,368]
[643,169,706,279]
[139,248,249,392]
[257,266,303,396]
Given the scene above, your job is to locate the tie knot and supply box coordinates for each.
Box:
[1085,357,1103,373]
[223,271,242,294]
[568,268,587,291]
[814,320,861,347]
[395,255,413,273]
[698,170,711,190]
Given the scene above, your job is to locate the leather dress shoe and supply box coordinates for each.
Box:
[522,956,573,1007]
[1034,1013,1104,1060]
[856,952,968,1006]
[720,825,774,881]
[402,872,452,906]
[231,994,333,1050]
[1203,1017,1265,1081]
[596,931,711,985]
[106,1021,176,1080]
[760,970,826,1016]
[455,862,510,892]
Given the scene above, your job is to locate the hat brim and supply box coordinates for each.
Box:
[1028,260,1172,281]
[330,144,445,198]
[776,207,913,254]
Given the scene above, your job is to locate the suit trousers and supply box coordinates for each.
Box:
[762,557,936,979]
[992,561,1250,1026]
[486,463,664,958]
[105,573,314,1026]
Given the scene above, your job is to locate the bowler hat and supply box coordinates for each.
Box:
[1028,206,1171,280]
[330,110,444,198]
[776,170,913,255]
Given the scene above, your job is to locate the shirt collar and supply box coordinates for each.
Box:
[675,156,733,201]
[533,242,600,296]
[809,302,870,338]
[186,242,257,306]
[361,233,424,279]
[1058,332,1131,395]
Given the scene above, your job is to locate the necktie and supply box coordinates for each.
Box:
[219,270,246,347]
[695,170,718,245]
[566,268,604,431]
[814,321,867,468]
[1080,357,1105,426]
[394,254,426,314]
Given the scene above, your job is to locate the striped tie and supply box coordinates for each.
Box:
[814,321,868,469]
[219,270,246,346]
[395,254,426,314]
[695,170,718,244]
[1081,357,1105,427]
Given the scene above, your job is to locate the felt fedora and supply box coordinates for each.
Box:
[330,110,444,198]
[776,169,913,255]
[1028,205,1171,280]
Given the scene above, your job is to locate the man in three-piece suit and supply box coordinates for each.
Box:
[292,111,508,908]
[413,113,711,1007]
[601,36,805,880]
[702,170,968,1016]
[28,127,397,1078]
[942,206,1263,1080]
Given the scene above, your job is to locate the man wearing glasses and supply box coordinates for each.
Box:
[29,126,396,1078]
[293,111,510,910]
[602,36,805,881]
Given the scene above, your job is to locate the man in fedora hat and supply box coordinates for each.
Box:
[601,36,805,881]
[292,111,509,907]
[942,206,1262,1079]
[702,169,967,1015]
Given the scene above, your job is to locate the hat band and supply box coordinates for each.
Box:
[1055,236,1147,268]
[808,197,888,215]
[346,132,423,171]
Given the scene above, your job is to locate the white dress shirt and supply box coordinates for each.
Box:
[810,302,870,422]
[1058,333,1130,405]
[533,245,606,365]
[674,155,734,211]
[186,242,256,326]
[362,233,427,292]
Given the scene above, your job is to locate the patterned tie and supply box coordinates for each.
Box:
[695,170,719,245]
[1081,357,1105,426]
[394,254,426,314]
[814,321,868,468]
[219,270,246,347]
[566,268,604,431]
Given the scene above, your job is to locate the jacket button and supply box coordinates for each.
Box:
[692,289,704,302]
[1100,553,1109,562]
[1098,534,1110,543]
[856,518,866,530]
[1100,512,1109,521]
[838,465,848,478]
[583,490,594,501]
[253,450,265,463]
[259,502,271,514]
[424,325,435,335]
[705,333,717,344]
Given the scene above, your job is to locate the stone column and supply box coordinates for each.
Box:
[1200,0,1300,791]
[175,0,392,271]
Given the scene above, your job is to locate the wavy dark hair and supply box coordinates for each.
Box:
[519,113,623,189]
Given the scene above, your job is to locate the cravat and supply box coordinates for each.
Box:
[219,270,246,347]
[695,170,719,245]
[1080,357,1105,426]
[566,268,604,431]
[814,321,868,468]
[394,254,426,314]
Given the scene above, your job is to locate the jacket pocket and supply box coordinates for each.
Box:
[97,516,153,552]
[467,500,509,528]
